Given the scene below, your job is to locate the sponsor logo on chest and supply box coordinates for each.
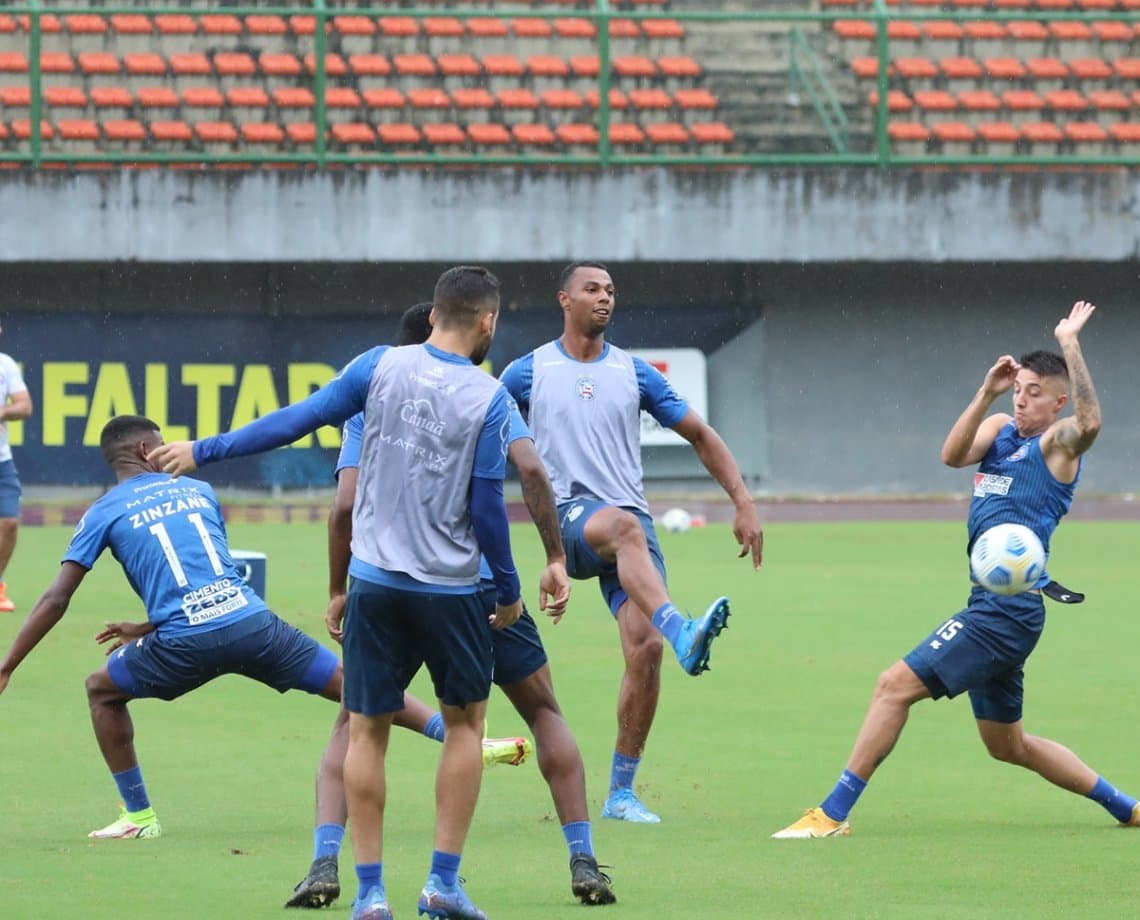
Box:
[974,473,1013,497]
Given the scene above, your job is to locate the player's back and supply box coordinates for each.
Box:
[352,343,508,586]
[66,473,267,637]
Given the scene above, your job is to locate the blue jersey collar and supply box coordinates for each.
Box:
[423,342,474,365]
[554,339,610,364]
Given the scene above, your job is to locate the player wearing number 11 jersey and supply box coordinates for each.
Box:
[0,414,342,840]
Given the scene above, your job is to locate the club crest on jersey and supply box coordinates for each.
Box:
[575,376,598,401]
[1006,444,1030,463]
[974,473,1013,497]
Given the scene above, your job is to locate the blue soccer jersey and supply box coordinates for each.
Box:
[965,420,1080,586]
[501,341,688,514]
[64,473,267,638]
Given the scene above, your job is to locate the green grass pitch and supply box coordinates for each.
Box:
[2,517,1138,919]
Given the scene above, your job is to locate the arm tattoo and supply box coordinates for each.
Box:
[1059,340,1101,453]
[520,470,565,562]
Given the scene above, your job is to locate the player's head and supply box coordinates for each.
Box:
[398,302,434,346]
[100,415,163,471]
[558,262,614,338]
[1013,350,1069,435]
[431,266,501,365]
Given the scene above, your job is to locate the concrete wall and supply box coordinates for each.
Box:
[2,168,1139,263]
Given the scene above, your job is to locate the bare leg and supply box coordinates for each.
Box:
[393,692,438,734]
[583,507,670,617]
[613,600,663,763]
[434,699,487,853]
[344,711,392,865]
[500,665,587,825]
[0,517,18,580]
[976,719,1098,794]
[85,668,139,774]
[845,660,932,781]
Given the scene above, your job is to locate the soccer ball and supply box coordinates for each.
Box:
[969,523,1046,595]
[661,507,693,534]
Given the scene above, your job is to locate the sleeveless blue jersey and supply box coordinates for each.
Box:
[966,420,1080,586]
[64,473,267,638]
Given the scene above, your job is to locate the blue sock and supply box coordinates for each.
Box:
[562,820,593,859]
[112,766,151,813]
[1087,776,1138,823]
[650,602,685,649]
[355,862,382,902]
[313,823,345,861]
[430,850,462,888]
[610,751,640,794]
[423,712,445,742]
[820,769,868,822]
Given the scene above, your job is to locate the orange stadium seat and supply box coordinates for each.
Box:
[422,122,467,149]
[896,57,939,81]
[199,15,242,37]
[363,87,407,118]
[629,88,674,112]
[286,122,316,145]
[512,18,553,39]
[394,54,437,78]
[246,16,287,37]
[181,86,224,118]
[1064,121,1108,146]
[586,88,630,110]
[0,15,16,35]
[554,18,596,40]
[527,55,569,79]
[79,52,120,77]
[125,53,167,80]
[887,121,930,145]
[850,58,882,80]
[91,85,134,113]
[241,122,286,148]
[931,121,976,148]
[65,14,107,36]
[482,55,524,77]
[451,87,494,112]
[512,123,556,147]
[334,16,375,38]
[170,54,211,78]
[689,121,734,146]
[1045,88,1089,113]
[1109,121,1140,147]
[674,87,720,112]
[985,57,1027,79]
[940,57,984,83]
[273,86,316,114]
[1007,20,1049,43]
[556,122,600,148]
[0,86,30,109]
[438,54,480,79]
[0,52,28,76]
[332,122,376,147]
[103,119,147,143]
[347,54,392,79]
[609,122,646,147]
[326,87,363,119]
[11,119,55,141]
[467,122,512,147]
[887,21,922,42]
[139,86,180,113]
[305,54,349,78]
[1020,120,1064,145]
[1087,88,1130,119]
[958,89,1002,113]
[571,56,601,79]
[467,18,510,39]
[924,20,965,43]
[262,53,303,79]
[1091,21,1132,45]
[379,17,419,38]
[613,56,657,80]
[496,88,540,111]
[424,17,465,39]
[994,0,1032,8]
[833,20,874,41]
[377,123,422,149]
[975,120,1020,147]
[155,15,197,37]
[964,21,1008,55]
[1049,20,1092,43]
[41,52,77,77]
[645,122,689,147]
[643,19,686,41]
[610,19,641,40]
[408,87,450,111]
[1112,57,1140,79]
[149,120,192,143]
[1027,56,1070,89]
[1069,58,1114,81]
[288,16,316,38]
[58,118,100,142]
[914,89,958,113]
[868,89,914,113]
[215,53,257,79]
[227,86,270,112]
[44,85,87,113]
[17,15,61,34]
[541,88,584,110]
[657,56,701,80]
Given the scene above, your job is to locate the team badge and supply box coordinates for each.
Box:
[575,376,597,400]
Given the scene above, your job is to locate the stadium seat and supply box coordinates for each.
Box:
[246,16,287,38]
[273,87,315,120]
[214,53,257,85]
[1109,121,1140,152]
[896,57,939,84]
[288,16,316,38]
[645,121,689,150]
[1087,88,1130,121]
[540,88,585,111]
[0,86,30,115]
[1112,57,1140,80]
[379,17,419,38]
[227,86,271,121]
[422,122,466,149]
[674,87,720,118]
[438,54,481,81]
[512,123,557,149]
[451,87,495,113]
[286,122,316,146]
[304,54,349,78]
[170,54,212,82]
[585,88,630,111]
[629,88,675,120]
[958,89,1002,116]
[571,56,601,80]
[326,87,363,122]
[466,18,510,40]
[613,56,657,81]
[833,20,875,42]
[914,90,958,114]
[609,122,646,147]
[1045,89,1089,114]
[1027,56,1070,91]
[931,120,976,153]
[964,21,1008,60]
[923,20,965,58]
[240,122,286,151]
[393,54,437,83]
[149,120,192,147]
[556,122,599,150]
[407,88,450,121]
[262,53,303,80]
[940,57,983,87]
[333,122,377,150]
[1007,20,1049,46]
[609,19,641,41]
[868,89,914,113]
[976,120,1020,154]
[467,122,512,149]
[155,14,198,53]
[1069,58,1114,82]
[334,15,375,58]
[424,17,465,41]
[91,85,134,118]
[10,120,55,145]
[40,52,77,85]
[57,118,100,149]
[689,121,735,148]
[103,119,147,146]
[887,120,930,154]
[1002,89,1046,122]
[44,86,87,117]
[985,57,1027,80]
[496,88,540,123]
[124,53,167,90]
[1063,120,1109,150]
[200,15,242,38]
[182,87,224,120]
[363,87,408,123]
[1020,120,1064,152]
[138,86,180,117]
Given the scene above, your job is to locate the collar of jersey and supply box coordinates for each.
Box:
[422,342,474,365]
[554,339,610,364]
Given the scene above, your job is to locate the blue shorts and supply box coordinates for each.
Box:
[342,578,493,717]
[903,588,1046,723]
[0,459,21,518]
[106,609,338,702]
[479,585,548,686]
[558,499,667,616]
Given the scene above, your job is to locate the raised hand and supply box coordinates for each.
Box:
[1055,301,1096,344]
[982,355,1021,397]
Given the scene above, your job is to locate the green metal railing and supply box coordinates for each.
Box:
[2,1,1139,168]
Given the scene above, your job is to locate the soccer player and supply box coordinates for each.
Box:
[773,301,1140,838]
[299,301,614,908]
[0,414,345,842]
[152,266,533,920]
[0,319,33,613]
[500,262,764,824]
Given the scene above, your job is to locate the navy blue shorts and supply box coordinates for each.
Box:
[0,459,21,518]
[558,499,667,616]
[903,589,1045,723]
[478,585,548,686]
[342,578,493,717]
[106,609,339,702]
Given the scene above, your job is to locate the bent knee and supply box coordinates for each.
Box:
[611,511,649,549]
[85,669,125,704]
[871,661,925,704]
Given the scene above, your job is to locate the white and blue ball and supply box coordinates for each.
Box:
[970,523,1046,596]
[661,507,693,534]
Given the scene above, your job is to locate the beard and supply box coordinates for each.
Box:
[470,333,492,366]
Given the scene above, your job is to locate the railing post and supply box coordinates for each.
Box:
[29,0,42,167]
[313,0,328,169]
[597,0,612,168]
[872,0,890,167]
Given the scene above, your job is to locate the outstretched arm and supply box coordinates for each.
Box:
[0,562,88,695]
[940,355,1018,468]
[1044,300,1101,461]
[672,410,763,569]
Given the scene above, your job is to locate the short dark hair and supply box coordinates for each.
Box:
[559,261,610,291]
[100,415,159,465]
[1019,350,1069,382]
[398,302,434,346]
[432,266,500,328]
